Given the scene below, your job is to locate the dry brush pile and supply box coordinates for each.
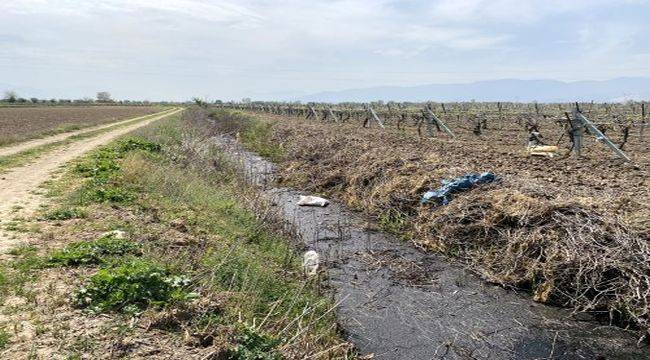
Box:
[233,112,649,338]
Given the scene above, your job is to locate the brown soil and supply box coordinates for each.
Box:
[0,106,160,147]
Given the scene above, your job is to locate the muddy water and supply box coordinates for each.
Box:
[211,134,646,359]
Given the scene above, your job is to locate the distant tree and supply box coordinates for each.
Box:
[242,97,252,104]
[192,97,208,108]
[49,98,57,103]
[96,92,112,102]
[17,98,27,103]
[30,97,39,103]
[3,90,18,103]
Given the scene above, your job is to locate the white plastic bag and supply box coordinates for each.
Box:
[297,195,329,207]
[303,250,320,276]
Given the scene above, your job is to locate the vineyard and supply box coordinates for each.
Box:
[223,101,648,160]
[210,101,649,338]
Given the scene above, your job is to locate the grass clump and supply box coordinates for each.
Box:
[41,207,87,221]
[73,138,161,204]
[0,328,9,349]
[227,325,282,360]
[73,258,196,315]
[48,235,140,267]
[239,121,284,162]
[208,109,284,162]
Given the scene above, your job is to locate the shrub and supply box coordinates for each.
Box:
[73,259,195,314]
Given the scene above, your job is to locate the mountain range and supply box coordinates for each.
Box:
[299,77,650,103]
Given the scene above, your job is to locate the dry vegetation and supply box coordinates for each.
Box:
[217,107,649,338]
[0,106,160,146]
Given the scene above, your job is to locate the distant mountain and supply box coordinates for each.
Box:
[300,77,650,103]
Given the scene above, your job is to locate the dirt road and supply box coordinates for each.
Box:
[0,108,183,253]
[0,108,177,158]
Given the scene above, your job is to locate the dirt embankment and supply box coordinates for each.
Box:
[230,110,649,337]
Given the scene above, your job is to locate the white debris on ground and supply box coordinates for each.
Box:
[303,250,320,276]
[101,229,127,239]
[297,195,330,207]
[527,145,559,158]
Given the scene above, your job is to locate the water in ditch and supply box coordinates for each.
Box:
[211,133,646,360]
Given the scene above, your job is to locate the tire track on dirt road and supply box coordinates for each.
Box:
[0,108,178,158]
[0,108,183,254]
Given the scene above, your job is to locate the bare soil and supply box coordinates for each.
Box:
[0,106,160,147]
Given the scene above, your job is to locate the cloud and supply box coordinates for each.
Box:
[1,0,263,24]
[1,0,649,100]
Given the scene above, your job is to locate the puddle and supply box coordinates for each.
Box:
[211,133,646,359]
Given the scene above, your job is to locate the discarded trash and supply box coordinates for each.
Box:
[527,145,558,158]
[421,172,498,205]
[297,195,330,207]
[101,229,127,239]
[303,250,320,276]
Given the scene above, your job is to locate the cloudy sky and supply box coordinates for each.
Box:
[1,0,649,101]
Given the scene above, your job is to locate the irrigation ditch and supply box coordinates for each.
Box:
[204,117,646,359]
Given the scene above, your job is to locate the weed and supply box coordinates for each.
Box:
[41,207,87,221]
[377,208,409,237]
[48,235,140,267]
[208,110,284,161]
[227,325,282,360]
[239,121,284,162]
[0,328,9,349]
[73,258,196,314]
[73,137,161,204]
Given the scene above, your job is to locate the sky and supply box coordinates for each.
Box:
[1,0,650,101]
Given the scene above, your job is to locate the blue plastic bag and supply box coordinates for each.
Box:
[421,172,498,205]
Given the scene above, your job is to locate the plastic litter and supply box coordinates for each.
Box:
[527,145,558,158]
[421,172,498,205]
[303,250,320,276]
[101,229,127,239]
[297,195,330,207]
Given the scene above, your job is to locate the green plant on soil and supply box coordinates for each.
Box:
[73,258,196,314]
[72,137,161,204]
[41,207,87,221]
[227,325,282,360]
[0,328,9,349]
[48,235,140,267]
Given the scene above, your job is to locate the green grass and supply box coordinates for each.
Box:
[227,324,282,360]
[41,207,87,221]
[208,109,284,162]
[73,258,195,315]
[0,328,9,350]
[71,137,161,204]
[239,121,284,162]
[0,246,44,301]
[48,235,140,267]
